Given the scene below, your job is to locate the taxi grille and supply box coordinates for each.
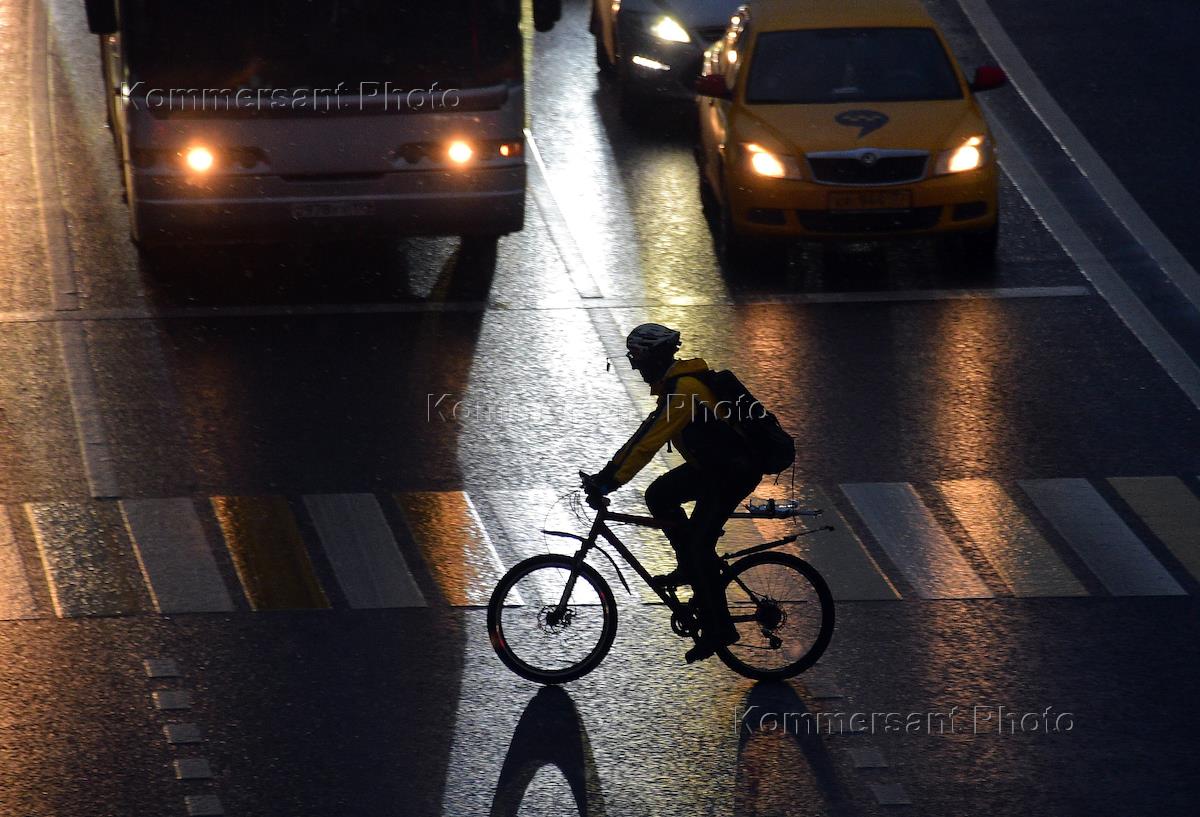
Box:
[808,155,928,185]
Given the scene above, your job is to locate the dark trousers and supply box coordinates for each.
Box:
[645,462,761,634]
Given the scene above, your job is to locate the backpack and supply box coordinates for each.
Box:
[696,369,796,474]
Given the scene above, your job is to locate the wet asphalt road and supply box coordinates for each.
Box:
[1,0,1199,814]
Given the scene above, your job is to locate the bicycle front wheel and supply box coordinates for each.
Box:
[716,552,834,681]
[487,554,618,685]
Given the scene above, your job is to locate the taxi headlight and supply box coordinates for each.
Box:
[935,136,988,175]
[743,143,802,180]
[649,16,690,43]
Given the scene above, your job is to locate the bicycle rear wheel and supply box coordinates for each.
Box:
[487,554,618,685]
[716,552,834,681]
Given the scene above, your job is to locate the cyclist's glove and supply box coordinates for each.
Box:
[584,468,617,496]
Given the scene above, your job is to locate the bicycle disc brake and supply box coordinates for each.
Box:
[539,605,575,633]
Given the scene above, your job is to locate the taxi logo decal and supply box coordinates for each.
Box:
[835,109,889,138]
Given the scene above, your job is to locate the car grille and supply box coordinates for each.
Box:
[796,206,942,233]
[807,155,928,185]
[696,25,727,43]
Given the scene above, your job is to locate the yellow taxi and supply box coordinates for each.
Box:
[695,0,1007,266]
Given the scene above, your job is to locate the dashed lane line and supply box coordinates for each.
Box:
[0,505,40,619]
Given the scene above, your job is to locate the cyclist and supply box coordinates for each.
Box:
[584,323,763,663]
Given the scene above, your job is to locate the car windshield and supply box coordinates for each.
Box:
[121,0,520,92]
[745,27,963,104]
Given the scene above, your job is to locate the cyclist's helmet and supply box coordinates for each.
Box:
[626,323,681,361]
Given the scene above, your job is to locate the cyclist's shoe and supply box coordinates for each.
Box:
[649,566,690,590]
[684,625,740,664]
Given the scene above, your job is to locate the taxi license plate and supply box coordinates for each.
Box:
[828,190,912,210]
[290,201,376,220]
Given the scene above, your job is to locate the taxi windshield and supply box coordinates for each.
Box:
[745,27,963,104]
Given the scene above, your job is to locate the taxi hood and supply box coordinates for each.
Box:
[734,100,988,156]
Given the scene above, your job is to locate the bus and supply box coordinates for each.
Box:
[84,0,560,248]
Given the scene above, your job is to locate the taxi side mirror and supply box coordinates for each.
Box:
[694,74,731,100]
[970,65,1007,93]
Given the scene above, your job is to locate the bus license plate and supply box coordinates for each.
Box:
[828,190,912,210]
[290,201,376,219]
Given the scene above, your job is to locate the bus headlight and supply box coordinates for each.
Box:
[184,146,215,173]
[935,135,987,175]
[447,141,474,164]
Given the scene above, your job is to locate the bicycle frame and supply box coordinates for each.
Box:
[542,500,828,623]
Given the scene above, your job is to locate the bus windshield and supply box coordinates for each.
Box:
[122,0,521,92]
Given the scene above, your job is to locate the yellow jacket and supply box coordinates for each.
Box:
[602,358,727,487]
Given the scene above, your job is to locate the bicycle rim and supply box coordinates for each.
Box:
[717,552,834,681]
[487,555,617,684]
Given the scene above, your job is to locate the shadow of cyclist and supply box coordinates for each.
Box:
[735,682,857,817]
[490,687,607,817]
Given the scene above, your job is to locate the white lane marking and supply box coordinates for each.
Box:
[959,0,1200,312]
[173,758,214,780]
[143,658,181,678]
[1108,477,1200,586]
[27,0,77,311]
[303,493,426,608]
[989,115,1200,410]
[750,484,899,601]
[164,723,204,744]
[184,794,225,816]
[152,690,193,710]
[936,479,1087,597]
[525,129,605,299]
[869,782,913,806]
[120,498,236,614]
[0,506,40,619]
[841,483,992,599]
[57,323,120,498]
[850,748,889,769]
[1019,479,1185,596]
[0,286,1091,325]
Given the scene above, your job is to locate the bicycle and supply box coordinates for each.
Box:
[486,472,836,684]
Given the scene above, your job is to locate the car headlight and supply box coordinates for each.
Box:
[649,16,690,43]
[934,135,988,175]
[743,143,802,180]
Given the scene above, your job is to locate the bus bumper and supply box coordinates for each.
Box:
[129,165,526,244]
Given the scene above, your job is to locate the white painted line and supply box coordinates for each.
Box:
[173,759,214,780]
[987,115,1200,410]
[0,286,1091,326]
[849,748,889,769]
[841,483,992,599]
[26,501,144,617]
[121,499,236,614]
[525,129,605,299]
[303,494,426,608]
[396,491,510,606]
[869,782,913,806]
[185,795,225,816]
[143,658,181,678]
[58,322,121,499]
[1020,479,1184,596]
[959,0,1200,312]
[936,480,1087,597]
[27,0,78,311]
[0,506,41,620]
[164,723,204,744]
[752,484,899,601]
[1108,477,1200,586]
[153,690,194,711]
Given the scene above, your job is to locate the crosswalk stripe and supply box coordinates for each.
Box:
[841,483,992,599]
[395,491,506,606]
[1108,477,1200,586]
[303,494,426,608]
[1019,479,1185,596]
[749,485,899,601]
[0,506,40,619]
[25,501,145,617]
[936,480,1087,597]
[210,496,330,610]
[120,499,236,613]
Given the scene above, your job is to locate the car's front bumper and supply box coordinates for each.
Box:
[726,162,999,240]
[128,165,526,245]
